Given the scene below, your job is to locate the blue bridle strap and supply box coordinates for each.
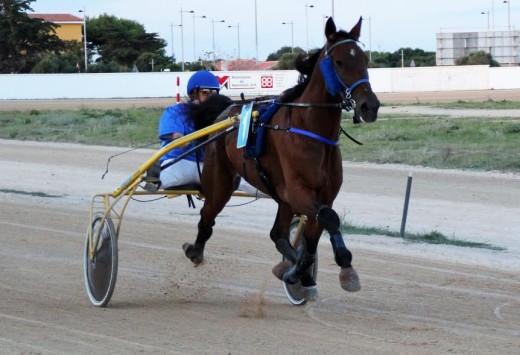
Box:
[321,38,370,99]
[288,127,339,146]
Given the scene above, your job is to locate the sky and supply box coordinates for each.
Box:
[31,0,518,61]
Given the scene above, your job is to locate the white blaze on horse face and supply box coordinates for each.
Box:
[350,48,356,57]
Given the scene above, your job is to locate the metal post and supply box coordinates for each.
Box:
[254,0,259,62]
[211,19,225,61]
[191,11,196,62]
[79,8,88,72]
[305,3,314,53]
[170,23,174,62]
[504,0,511,30]
[400,172,413,238]
[227,23,241,59]
[180,8,185,71]
[282,22,294,53]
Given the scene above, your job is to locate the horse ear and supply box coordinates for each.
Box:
[325,17,337,40]
[349,16,363,41]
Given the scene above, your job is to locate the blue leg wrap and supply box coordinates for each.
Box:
[330,233,346,252]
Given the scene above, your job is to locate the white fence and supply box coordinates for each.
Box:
[1,65,519,100]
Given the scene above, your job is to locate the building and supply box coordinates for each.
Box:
[436,30,520,66]
[28,13,83,42]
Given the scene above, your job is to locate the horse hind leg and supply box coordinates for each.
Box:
[183,162,236,265]
[317,206,361,292]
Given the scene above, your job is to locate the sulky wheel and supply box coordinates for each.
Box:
[84,212,118,307]
[282,216,318,306]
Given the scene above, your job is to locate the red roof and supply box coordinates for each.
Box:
[28,13,83,22]
[216,59,279,71]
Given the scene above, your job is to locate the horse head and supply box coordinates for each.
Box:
[321,17,380,123]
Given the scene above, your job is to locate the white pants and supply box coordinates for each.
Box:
[160,159,202,188]
[160,158,267,197]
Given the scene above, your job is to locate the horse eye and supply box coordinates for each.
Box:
[335,60,343,66]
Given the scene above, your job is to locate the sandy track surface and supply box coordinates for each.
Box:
[1,139,519,354]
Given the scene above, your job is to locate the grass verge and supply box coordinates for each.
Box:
[340,220,505,251]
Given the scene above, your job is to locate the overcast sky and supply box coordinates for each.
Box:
[31,0,518,61]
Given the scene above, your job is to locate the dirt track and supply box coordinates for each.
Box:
[1,92,520,354]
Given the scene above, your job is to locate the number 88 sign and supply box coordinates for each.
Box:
[260,75,273,88]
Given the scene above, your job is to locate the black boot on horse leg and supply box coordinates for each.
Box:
[182,208,215,265]
[317,206,361,292]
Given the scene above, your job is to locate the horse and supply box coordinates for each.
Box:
[183,16,380,299]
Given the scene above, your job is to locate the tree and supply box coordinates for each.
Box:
[87,14,168,69]
[370,48,436,68]
[455,50,500,67]
[266,46,305,61]
[0,0,64,73]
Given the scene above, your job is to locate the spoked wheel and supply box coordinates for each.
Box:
[282,216,318,306]
[84,212,118,307]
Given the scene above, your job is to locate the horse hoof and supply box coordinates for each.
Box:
[303,286,318,302]
[182,242,203,265]
[339,267,361,292]
[272,260,292,281]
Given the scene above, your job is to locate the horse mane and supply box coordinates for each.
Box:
[188,94,235,131]
[279,49,322,103]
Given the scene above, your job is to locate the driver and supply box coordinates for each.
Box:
[158,70,220,188]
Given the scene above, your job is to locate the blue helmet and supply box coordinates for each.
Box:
[187,70,220,94]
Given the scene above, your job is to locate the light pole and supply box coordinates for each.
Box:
[191,12,207,62]
[211,19,225,60]
[282,21,294,53]
[78,8,87,72]
[362,16,372,62]
[305,3,314,53]
[492,0,496,29]
[227,23,241,59]
[180,8,194,71]
[170,23,181,63]
[503,0,511,30]
[254,0,259,62]
[481,10,490,30]
[331,0,335,18]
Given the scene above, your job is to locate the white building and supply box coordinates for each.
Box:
[436,30,520,66]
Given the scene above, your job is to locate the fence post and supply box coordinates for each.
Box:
[400,172,413,238]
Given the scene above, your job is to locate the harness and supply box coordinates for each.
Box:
[243,38,372,200]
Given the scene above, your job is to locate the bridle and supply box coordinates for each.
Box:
[320,38,370,112]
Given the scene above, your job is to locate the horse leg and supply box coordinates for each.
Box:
[182,158,236,265]
[270,205,318,300]
[317,205,361,292]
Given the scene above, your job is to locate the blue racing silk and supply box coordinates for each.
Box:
[158,103,204,163]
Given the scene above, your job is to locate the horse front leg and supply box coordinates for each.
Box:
[317,205,361,292]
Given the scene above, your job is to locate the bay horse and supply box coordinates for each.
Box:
[183,17,379,299]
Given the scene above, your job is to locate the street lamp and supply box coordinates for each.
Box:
[282,21,294,53]
[254,0,259,62]
[179,8,194,71]
[481,10,490,30]
[503,0,511,30]
[305,3,314,53]
[227,23,241,59]
[362,16,372,62]
[170,23,181,63]
[191,12,207,62]
[78,8,87,72]
[211,19,225,60]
